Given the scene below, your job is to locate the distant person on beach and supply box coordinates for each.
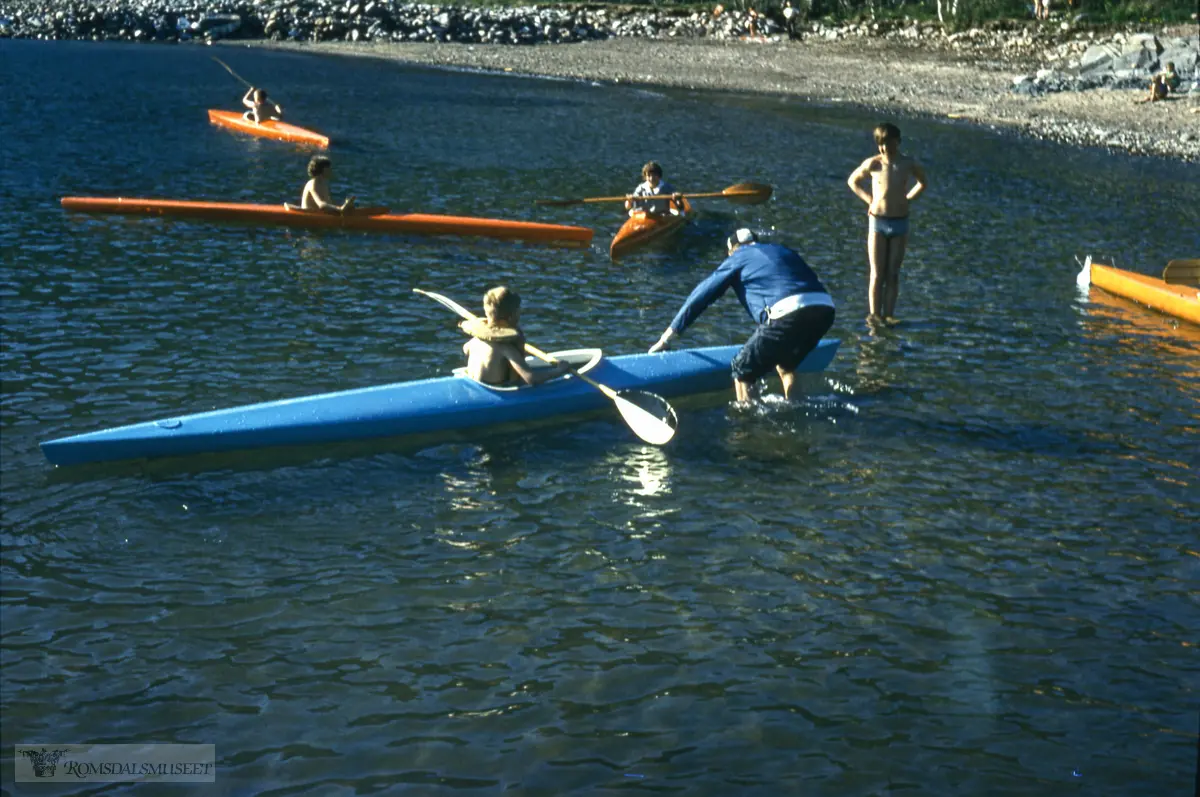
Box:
[242,87,282,124]
[284,156,355,214]
[1161,62,1181,94]
[1134,74,1169,104]
[647,229,836,402]
[846,122,927,324]
[461,286,569,386]
[782,1,798,38]
[626,161,684,218]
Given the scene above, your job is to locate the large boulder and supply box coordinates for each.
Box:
[1111,45,1158,73]
[1121,33,1162,54]
[1079,42,1120,74]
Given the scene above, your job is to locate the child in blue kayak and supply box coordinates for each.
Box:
[462,286,569,386]
[284,156,355,214]
[242,87,282,124]
[625,161,684,217]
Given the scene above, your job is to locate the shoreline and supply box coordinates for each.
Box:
[235,37,1200,162]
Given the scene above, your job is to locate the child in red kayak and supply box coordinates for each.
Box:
[242,87,282,124]
[462,286,570,386]
[625,161,684,218]
[284,156,355,214]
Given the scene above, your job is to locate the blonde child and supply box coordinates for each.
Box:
[462,287,569,386]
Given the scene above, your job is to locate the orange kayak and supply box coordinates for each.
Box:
[610,198,692,260]
[1086,262,1200,326]
[208,109,330,148]
[61,197,594,248]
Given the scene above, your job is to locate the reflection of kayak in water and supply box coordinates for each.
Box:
[1078,257,1200,326]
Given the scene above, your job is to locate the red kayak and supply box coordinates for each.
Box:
[208,109,330,148]
[610,198,692,260]
[62,197,595,248]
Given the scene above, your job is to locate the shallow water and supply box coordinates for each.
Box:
[1,39,1198,793]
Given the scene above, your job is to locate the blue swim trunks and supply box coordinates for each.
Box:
[869,215,909,238]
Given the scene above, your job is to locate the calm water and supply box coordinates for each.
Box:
[2,39,1198,794]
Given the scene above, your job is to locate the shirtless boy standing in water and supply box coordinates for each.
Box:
[847,123,927,323]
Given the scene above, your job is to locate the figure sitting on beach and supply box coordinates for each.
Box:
[284,155,355,214]
[1160,62,1181,94]
[242,87,282,124]
[846,122,927,325]
[1134,74,1169,104]
[626,161,684,218]
[461,286,569,386]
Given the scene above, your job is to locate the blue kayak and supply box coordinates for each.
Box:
[41,341,840,466]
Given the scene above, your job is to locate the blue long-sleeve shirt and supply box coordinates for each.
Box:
[667,243,830,334]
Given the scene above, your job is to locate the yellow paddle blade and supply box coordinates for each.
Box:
[722,182,773,205]
[614,391,678,446]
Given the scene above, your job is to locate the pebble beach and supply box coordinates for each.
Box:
[242,32,1200,161]
[3,1,1197,160]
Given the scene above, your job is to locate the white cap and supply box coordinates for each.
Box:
[727,228,758,249]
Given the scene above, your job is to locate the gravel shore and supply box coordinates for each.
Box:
[238,34,1200,162]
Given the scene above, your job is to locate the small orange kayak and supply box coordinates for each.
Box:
[62,197,594,248]
[207,110,330,148]
[1082,260,1200,326]
[610,198,692,260]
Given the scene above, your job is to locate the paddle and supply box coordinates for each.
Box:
[413,289,678,446]
[212,56,254,90]
[534,181,773,208]
[214,56,284,115]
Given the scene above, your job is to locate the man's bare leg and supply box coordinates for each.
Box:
[777,366,798,399]
[734,378,759,402]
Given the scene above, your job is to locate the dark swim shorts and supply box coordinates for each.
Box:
[731,305,835,383]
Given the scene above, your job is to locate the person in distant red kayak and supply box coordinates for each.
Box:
[283,156,355,214]
[625,161,684,218]
[242,87,282,124]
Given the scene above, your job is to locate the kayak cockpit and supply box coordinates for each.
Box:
[453,348,602,392]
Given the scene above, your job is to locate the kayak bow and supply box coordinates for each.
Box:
[1080,259,1200,326]
[610,198,692,260]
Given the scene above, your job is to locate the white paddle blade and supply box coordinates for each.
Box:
[614,391,678,445]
